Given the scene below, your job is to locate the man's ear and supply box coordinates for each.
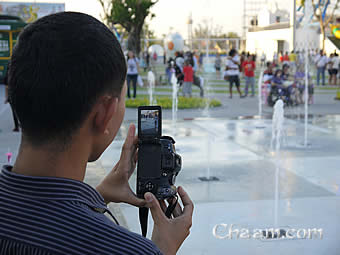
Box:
[94,96,119,134]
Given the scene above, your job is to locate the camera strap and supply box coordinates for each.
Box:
[165,195,178,218]
[139,195,178,237]
[139,207,149,237]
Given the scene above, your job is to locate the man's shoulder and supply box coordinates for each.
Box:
[71,203,161,254]
[0,195,161,255]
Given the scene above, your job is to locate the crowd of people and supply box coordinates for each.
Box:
[272,49,340,86]
[262,49,339,106]
[126,47,339,103]
[219,50,258,99]
[262,61,314,106]
[220,48,340,106]
[165,51,204,98]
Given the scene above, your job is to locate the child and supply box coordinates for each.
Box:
[271,70,283,85]
[263,61,274,84]
[242,55,256,97]
[182,60,193,97]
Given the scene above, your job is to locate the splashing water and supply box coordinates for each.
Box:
[258,70,264,117]
[202,77,211,117]
[171,73,178,136]
[271,100,284,151]
[271,99,284,228]
[147,70,155,105]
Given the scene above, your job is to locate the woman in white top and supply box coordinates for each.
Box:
[126,51,139,98]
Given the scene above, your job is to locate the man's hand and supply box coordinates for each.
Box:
[146,186,194,255]
[96,124,145,207]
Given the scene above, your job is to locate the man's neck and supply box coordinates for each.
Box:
[12,138,91,181]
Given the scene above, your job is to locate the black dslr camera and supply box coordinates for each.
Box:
[137,106,181,200]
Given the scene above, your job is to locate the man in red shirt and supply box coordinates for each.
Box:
[242,54,256,97]
[283,52,290,64]
[279,51,284,63]
[182,60,194,97]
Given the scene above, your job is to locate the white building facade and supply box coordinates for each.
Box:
[246,5,337,60]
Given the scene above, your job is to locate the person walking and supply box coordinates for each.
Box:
[314,50,328,86]
[126,51,139,99]
[182,60,193,97]
[225,49,244,99]
[242,54,256,97]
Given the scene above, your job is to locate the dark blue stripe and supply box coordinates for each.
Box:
[0,166,161,255]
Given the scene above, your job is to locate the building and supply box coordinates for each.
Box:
[246,2,339,60]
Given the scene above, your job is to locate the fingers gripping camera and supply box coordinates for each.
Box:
[137,106,182,200]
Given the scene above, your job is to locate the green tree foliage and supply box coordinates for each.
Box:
[192,20,239,52]
[98,0,158,56]
[311,0,339,50]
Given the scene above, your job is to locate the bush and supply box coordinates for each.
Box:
[125,96,222,109]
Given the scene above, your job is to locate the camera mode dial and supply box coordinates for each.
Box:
[145,181,154,191]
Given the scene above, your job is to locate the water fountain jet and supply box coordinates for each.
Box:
[147,70,155,105]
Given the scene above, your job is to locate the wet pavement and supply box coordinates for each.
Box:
[100,116,340,255]
[1,83,340,254]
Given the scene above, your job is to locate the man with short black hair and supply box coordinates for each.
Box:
[0,12,193,255]
[315,50,328,86]
[225,49,244,99]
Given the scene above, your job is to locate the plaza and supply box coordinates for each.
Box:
[1,73,340,254]
[0,0,339,254]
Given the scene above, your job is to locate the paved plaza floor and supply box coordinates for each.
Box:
[1,83,340,254]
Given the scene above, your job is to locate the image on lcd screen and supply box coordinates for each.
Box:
[141,109,159,136]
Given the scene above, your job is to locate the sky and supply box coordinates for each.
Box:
[1,0,293,38]
[147,0,245,37]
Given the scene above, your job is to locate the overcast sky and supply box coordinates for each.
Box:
[2,0,294,38]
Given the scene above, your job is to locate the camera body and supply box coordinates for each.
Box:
[137,106,181,200]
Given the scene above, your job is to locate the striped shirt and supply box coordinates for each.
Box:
[0,165,162,255]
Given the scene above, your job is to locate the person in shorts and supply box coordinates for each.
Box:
[225,49,244,99]
[328,53,339,85]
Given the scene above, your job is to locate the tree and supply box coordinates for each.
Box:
[225,32,239,38]
[192,20,240,52]
[311,0,340,50]
[193,20,223,39]
[98,0,158,56]
[140,23,158,51]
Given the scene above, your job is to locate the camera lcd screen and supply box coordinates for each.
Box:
[140,109,160,137]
